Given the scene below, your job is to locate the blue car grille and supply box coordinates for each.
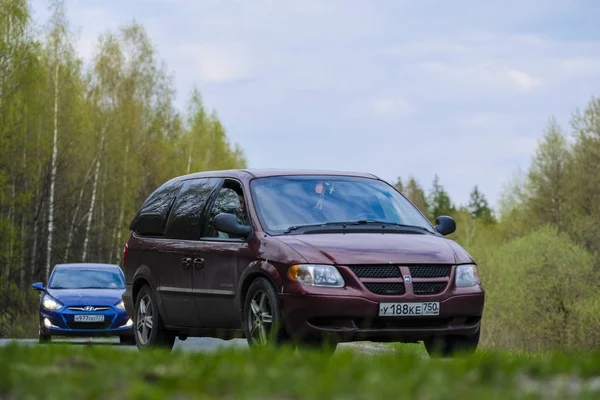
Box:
[67,306,111,311]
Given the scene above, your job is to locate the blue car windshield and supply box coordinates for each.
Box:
[48,269,125,289]
[250,176,434,234]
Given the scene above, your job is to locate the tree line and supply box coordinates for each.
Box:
[394,175,495,225]
[0,0,246,335]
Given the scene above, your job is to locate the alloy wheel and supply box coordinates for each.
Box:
[136,293,153,345]
[247,289,273,346]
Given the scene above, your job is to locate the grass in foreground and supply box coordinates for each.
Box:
[1,342,600,400]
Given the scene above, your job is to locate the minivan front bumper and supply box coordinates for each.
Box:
[279,289,484,343]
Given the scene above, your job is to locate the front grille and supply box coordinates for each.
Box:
[68,306,111,311]
[350,265,400,278]
[413,282,447,295]
[67,322,112,330]
[363,282,406,295]
[409,265,451,278]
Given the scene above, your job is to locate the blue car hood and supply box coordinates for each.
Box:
[46,288,124,307]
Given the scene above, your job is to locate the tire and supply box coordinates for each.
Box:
[242,277,289,348]
[134,284,175,351]
[39,330,51,344]
[119,334,136,346]
[424,328,480,357]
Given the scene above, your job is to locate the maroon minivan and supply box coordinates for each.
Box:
[121,169,484,356]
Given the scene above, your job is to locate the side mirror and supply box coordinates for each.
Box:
[31,282,45,291]
[213,213,252,238]
[434,215,456,236]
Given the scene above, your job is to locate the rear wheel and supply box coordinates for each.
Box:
[243,277,290,349]
[134,284,175,351]
[424,329,480,357]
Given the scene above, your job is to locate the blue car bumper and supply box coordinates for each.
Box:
[39,307,134,337]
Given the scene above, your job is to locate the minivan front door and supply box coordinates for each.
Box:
[193,180,252,328]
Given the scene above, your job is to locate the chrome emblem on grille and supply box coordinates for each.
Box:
[84,306,95,312]
[403,275,412,284]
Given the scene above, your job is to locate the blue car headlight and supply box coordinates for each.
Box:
[115,300,126,310]
[42,294,63,310]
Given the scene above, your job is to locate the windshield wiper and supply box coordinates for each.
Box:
[284,221,347,234]
[351,219,432,232]
[283,220,431,234]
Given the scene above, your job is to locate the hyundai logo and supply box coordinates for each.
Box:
[403,275,412,284]
[84,306,95,312]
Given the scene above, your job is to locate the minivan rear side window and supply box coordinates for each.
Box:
[164,178,220,240]
[129,180,183,236]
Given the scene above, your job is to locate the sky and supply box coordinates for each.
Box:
[30,0,600,211]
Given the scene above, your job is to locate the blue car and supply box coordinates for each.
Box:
[31,263,135,344]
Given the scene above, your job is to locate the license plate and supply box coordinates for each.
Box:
[379,302,440,316]
[73,315,105,322]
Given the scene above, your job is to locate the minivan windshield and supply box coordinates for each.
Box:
[250,176,435,235]
[48,268,125,290]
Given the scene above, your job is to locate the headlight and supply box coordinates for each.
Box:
[116,300,125,310]
[42,295,63,310]
[288,264,345,287]
[455,264,480,287]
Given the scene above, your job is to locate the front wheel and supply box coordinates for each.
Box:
[424,329,480,357]
[134,284,175,351]
[242,277,289,348]
[39,329,51,344]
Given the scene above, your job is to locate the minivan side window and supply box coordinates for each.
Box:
[164,178,220,240]
[129,180,184,236]
[203,182,248,240]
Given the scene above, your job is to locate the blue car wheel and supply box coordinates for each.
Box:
[39,327,51,344]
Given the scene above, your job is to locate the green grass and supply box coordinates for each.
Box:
[2,342,600,399]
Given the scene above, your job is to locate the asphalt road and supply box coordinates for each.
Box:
[0,337,399,355]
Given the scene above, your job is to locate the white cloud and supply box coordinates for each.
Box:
[507,69,540,92]
[177,43,251,83]
[459,113,499,128]
[371,98,412,118]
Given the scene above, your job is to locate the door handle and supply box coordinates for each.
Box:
[193,258,204,268]
[181,257,192,268]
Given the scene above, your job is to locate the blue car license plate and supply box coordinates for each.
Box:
[73,315,105,322]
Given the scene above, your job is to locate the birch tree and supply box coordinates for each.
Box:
[44,0,67,280]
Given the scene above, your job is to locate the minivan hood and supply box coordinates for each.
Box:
[276,233,468,265]
[45,288,124,306]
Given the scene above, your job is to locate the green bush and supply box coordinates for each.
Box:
[480,225,598,352]
[0,279,39,338]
